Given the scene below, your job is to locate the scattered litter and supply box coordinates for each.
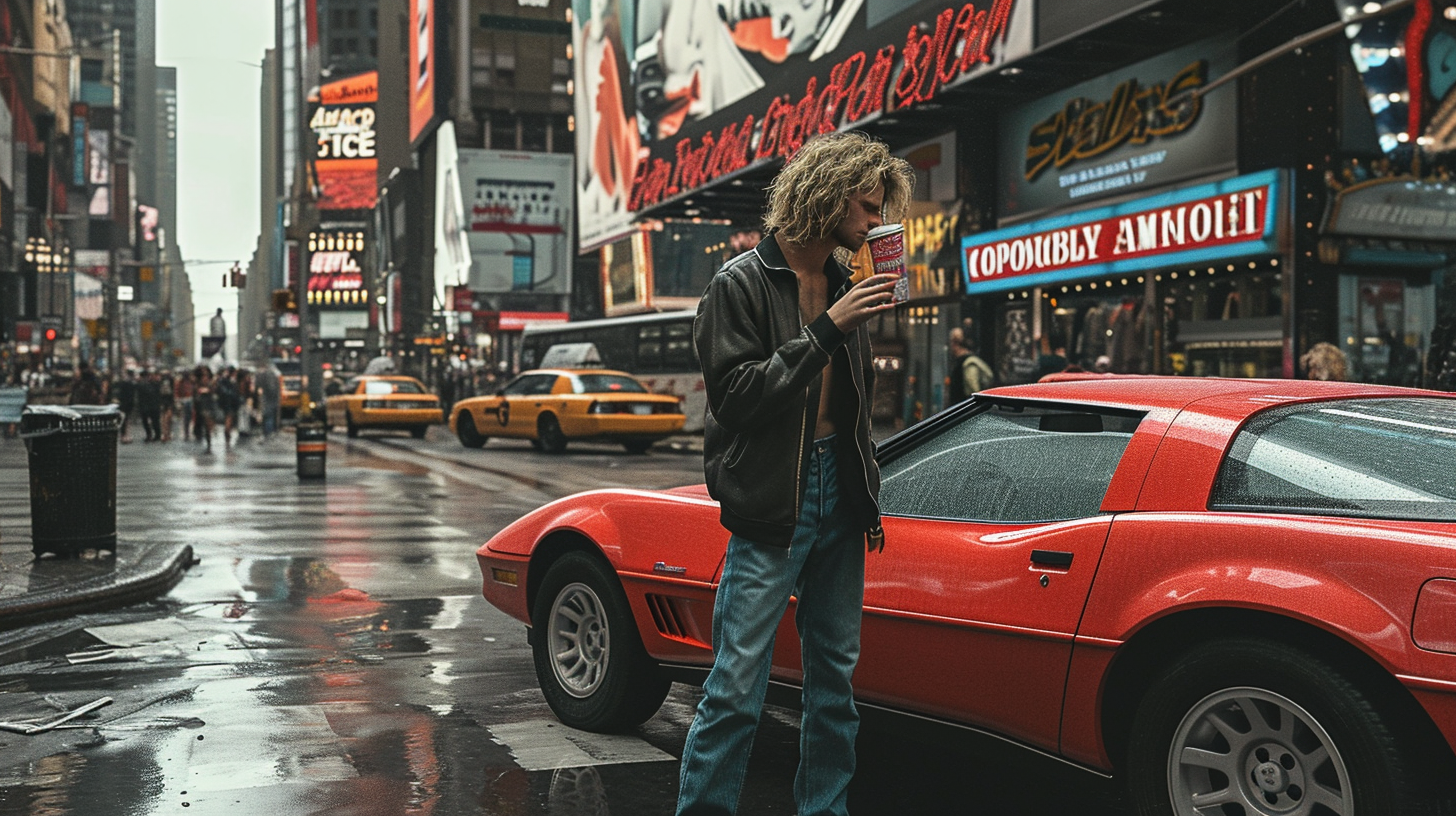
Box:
[0,696,112,735]
[84,619,197,647]
[65,643,187,664]
[222,601,250,619]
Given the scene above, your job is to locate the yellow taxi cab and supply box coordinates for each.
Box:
[325,375,444,438]
[449,368,685,453]
[275,359,303,418]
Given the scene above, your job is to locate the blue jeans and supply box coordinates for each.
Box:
[677,436,866,816]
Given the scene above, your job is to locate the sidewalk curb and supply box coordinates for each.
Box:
[0,543,196,631]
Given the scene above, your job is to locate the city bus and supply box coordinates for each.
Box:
[520,310,705,431]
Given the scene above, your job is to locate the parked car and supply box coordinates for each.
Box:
[449,368,684,453]
[475,376,1456,814]
[324,375,443,438]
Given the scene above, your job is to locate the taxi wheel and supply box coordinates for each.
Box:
[345,412,359,438]
[538,414,568,454]
[410,425,428,439]
[623,440,652,454]
[456,413,487,448]
[532,551,670,731]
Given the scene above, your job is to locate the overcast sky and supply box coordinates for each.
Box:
[156,0,274,361]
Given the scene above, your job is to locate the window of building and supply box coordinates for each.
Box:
[489,113,517,150]
[552,57,569,76]
[522,114,547,151]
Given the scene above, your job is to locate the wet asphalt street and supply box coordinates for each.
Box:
[0,428,1129,816]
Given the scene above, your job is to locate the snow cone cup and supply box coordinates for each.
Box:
[866,224,909,303]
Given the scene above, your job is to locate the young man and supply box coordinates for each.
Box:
[680,130,914,816]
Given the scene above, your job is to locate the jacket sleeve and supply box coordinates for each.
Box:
[694,270,847,434]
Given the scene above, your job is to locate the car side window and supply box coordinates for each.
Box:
[503,375,549,396]
[878,401,1143,523]
[1211,398,1456,521]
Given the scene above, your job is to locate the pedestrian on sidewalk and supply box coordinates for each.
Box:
[175,369,195,441]
[677,131,912,816]
[159,371,176,441]
[68,362,106,405]
[216,366,242,449]
[114,369,138,443]
[256,362,281,439]
[137,369,163,442]
[193,366,218,452]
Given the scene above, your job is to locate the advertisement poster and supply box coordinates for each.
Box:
[572,0,1034,252]
[307,228,370,308]
[458,149,573,296]
[310,71,378,211]
[998,37,1237,221]
[409,0,436,145]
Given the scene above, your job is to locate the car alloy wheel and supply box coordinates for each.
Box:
[1127,637,1430,816]
[530,551,670,731]
[1169,687,1350,815]
[546,581,611,698]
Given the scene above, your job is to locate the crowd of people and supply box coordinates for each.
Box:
[4,360,284,453]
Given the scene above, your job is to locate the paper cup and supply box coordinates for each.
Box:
[866,224,909,303]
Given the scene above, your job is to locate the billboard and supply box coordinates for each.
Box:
[409,0,437,145]
[310,71,378,211]
[307,228,371,309]
[997,37,1237,221]
[458,149,573,296]
[572,0,1034,251]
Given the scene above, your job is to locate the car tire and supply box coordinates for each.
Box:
[410,425,428,439]
[622,440,652,454]
[1126,637,1426,816]
[345,413,359,438]
[538,414,568,454]
[456,413,487,448]
[531,551,670,732]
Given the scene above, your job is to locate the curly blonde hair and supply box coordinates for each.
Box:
[763,131,916,246]
[1301,342,1349,381]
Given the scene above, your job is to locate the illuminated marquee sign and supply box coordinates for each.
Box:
[962,170,1283,294]
[999,37,1236,219]
[307,229,370,307]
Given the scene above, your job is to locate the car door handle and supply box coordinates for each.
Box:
[1030,550,1074,568]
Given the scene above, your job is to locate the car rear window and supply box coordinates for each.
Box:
[1211,398,1456,521]
[364,380,425,395]
[878,401,1143,523]
[574,374,648,394]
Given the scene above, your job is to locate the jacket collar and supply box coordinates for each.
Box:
[754,232,852,292]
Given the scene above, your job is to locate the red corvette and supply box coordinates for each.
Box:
[476,377,1456,815]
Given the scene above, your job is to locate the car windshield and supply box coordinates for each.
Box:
[1212,398,1456,521]
[574,374,648,394]
[365,380,425,395]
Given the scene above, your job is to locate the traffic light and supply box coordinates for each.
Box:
[272,288,298,312]
[43,328,58,342]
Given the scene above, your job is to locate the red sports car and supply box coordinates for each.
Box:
[476,377,1456,815]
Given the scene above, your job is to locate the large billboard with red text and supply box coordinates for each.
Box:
[573,0,1034,252]
[310,71,378,211]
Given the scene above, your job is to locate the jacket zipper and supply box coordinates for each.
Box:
[847,330,878,523]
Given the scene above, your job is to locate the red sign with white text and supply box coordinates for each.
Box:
[963,183,1272,287]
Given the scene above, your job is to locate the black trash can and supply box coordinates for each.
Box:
[20,404,122,557]
[296,423,327,479]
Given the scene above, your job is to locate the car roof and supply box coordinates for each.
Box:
[981,376,1446,420]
